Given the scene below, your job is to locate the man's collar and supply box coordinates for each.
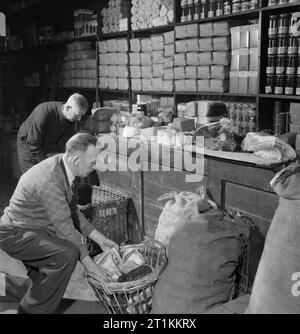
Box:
[62,154,75,186]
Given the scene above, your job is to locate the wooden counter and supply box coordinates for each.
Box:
[95,135,282,286]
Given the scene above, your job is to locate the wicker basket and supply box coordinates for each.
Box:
[86,238,168,314]
[82,184,130,255]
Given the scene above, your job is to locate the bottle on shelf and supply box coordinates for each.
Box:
[284,75,295,95]
[216,0,224,16]
[241,0,250,11]
[181,0,188,22]
[208,0,216,18]
[232,0,241,13]
[265,74,275,94]
[200,0,208,18]
[223,0,231,14]
[268,15,278,37]
[194,0,200,20]
[274,75,285,95]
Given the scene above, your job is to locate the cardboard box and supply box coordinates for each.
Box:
[238,71,249,94]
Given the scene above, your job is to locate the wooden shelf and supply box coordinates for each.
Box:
[99,31,129,40]
[132,23,175,36]
[259,94,300,100]
[99,89,130,94]
[57,87,96,92]
[132,91,174,95]
[261,2,300,13]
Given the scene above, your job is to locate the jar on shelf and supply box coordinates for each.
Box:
[274,75,285,95]
[277,35,288,55]
[278,14,290,36]
[266,55,276,74]
[268,36,278,55]
[181,0,188,22]
[215,0,224,16]
[288,35,298,55]
[232,0,241,13]
[241,0,250,11]
[223,0,231,14]
[265,74,275,94]
[286,54,297,75]
[208,0,216,18]
[268,15,278,37]
[194,0,200,20]
[285,75,296,95]
[200,2,208,18]
[276,54,287,74]
[296,76,300,95]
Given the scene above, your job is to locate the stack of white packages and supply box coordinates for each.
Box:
[60,41,97,89]
[101,0,128,34]
[99,38,129,90]
[131,0,174,31]
[174,22,231,93]
[130,30,175,92]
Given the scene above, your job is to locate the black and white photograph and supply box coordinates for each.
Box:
[0,0,300,317]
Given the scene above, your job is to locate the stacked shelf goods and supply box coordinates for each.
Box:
[99,39,129,90]
[130,31,175,92]
[229,24,259,94]
[101,0,128,34]
[59,41,97,88]
[74,9,98,38]
[175,22,231,93]
[131,0,174,31]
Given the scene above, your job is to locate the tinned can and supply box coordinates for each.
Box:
[275,54,287,74]
[284,75,295,95]
[265,74,275,94]
[274,75,285,95]
[277,35,288,55]
[286,55,297,75]
[268,15,278,36]
[287,35,298,55]
[266,55,276,74]
[268,36,278,55]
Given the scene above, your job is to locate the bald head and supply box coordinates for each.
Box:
[63,93,89,122]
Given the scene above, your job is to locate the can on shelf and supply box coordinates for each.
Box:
[274,75,285,95]
[285,75,296,95]
[268,36,278,55]
[278,14,290,35]
[276,54,287,74]
[287,35,298,55]
[268,15,278,36]
[265,74,275,94]
[277,35,288,54]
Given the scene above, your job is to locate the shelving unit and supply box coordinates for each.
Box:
[1,0,300,130]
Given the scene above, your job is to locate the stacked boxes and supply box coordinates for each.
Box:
[229,24,259,94]
[99,38,129,90]
[60,41,97,88]
[131,0,174,31]
[130,31,175,92]
[174,22,231,93]
[101,0,128,34]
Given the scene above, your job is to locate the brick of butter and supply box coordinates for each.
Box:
[107,39,118,52]
[173,117,196,132]
[163,80,174,92]
[213,22,231,37]
[117,39,128,52]
[164,31,175,45]
[118,78,129,90]
[141,38,152,52]
[132,79,142,91]
[152,78,163,91]
[186,66,197,79]
[130,53,141,66]
[164,68,174,80]
[174,67,185,80]
[290,123,300,133]
[130,38,141,52]
[211,65,229,79]
[141,66,153,79]
[117,53,129,65]
[213,37,231,51]
[187,39,199,52]
[142,79,153,91]
[199,38,213,52]
[153,64,164,78]
[117,66,129,78]
[187,52,200,66]
[151,35,164,51]
[198,79,211,92]
[130,66,142,78]
[213,51,231,65]
[165,44,175,57]
[175,53,186,66]
[198,66,211,79]
[199,23,213,37]
[176,40,187,53]
[141,53,152,66]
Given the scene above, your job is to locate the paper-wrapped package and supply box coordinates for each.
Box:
[213,52,231,65]
[86,69,96,79]
[118,78,129,90]
[163,80,174,92]
[198,52,213,66]
[164,31,175,45]
[164,57,174,68]
[187,52,200,66]
[187,39,199,52]
[185,79,197,92]
[173,117,195,131]
[176,40,187,53]
[151,35,164,51]
[141,53,152,66]
[210,79,229,93]
[99,41,108,54]
[175,25,186,39]
[108,66,118,78]
[117,65,129,78]
[153,64,164,77]
[153,51,164,64]
[107,39,118,53]
[199,23,213,37]
[213,22,231,36]
[197,66,211,79]
[174,67,185,80]
[108,78,118,90]
[213,37,231,51]
[165,44,175,57]
[132,78,142,91]
[186,24,198,38]
[186,102,198,117]
[199,38,213,52]
[142,79,153,91]
[186,66,197,79]
[100,54,109,65]
[99,65,108,77]
[141,66,153,79]
[198,80,211,92]
[99,77,108,89]
[130,66,142,78]
[175,80,186,91]
[141,38,152,52]
[175,53,186,66]
[211,65,229,79]
[117,53,129,65]
[87,59,97,69]
[164,68,174,80]
[117,39,128,52]
[152,78,163,91]
[130,53,141,66]
[108,53,118,65]
[130,38,141,52]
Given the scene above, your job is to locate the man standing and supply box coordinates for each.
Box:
[17,93,89,174]
[0,133,118,314]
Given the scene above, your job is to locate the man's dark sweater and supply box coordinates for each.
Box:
[17,102,76,173]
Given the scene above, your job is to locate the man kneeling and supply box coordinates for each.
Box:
[0,133,117,314]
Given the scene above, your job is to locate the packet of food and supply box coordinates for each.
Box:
[94,248,122,281]
[119,249,146,274]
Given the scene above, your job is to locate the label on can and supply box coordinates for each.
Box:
[274,87,284,94]
[276,67,285,75]
[296,88,300,95]
[267,67,275,74]
[265,86,273,94]
[285,87,294,95]
[286,67,296,75]
[277,46,287,55]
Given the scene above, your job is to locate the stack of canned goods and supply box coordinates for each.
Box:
[265,13,300,96]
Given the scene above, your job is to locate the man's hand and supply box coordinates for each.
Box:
[89,229,119,252]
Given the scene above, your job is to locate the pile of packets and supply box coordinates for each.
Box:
[94,247,152,283]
